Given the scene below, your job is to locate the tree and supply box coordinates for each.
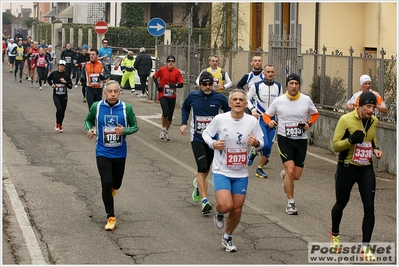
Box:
[2,12,15,25]
[120,3,144,27]
[24,17,38,29]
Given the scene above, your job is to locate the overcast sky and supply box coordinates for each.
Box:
[2,2,34,17]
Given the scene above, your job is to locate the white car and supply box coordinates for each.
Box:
[110,55,156,90]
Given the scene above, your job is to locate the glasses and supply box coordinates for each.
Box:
[201,82,213,86]
[167,60,175,63]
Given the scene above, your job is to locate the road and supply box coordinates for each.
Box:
[2,62,396,265]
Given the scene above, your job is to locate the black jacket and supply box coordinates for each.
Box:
[134,51,152,76]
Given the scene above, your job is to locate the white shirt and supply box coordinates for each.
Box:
[202,112,264,178]
[247,81,283,114]
[266,93,318,140]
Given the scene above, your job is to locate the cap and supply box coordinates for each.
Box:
[43,45,48,48]
[75,46,80,50]
[359,91,377,107]
[359,74,371,86]
[82,45,89,50]
[199,71,214,84]
[286,73,301,85]
[58,60,66,65]
[166,55,176,62]
[48,45,52,48]
[140,47,145,53]
[9,38,14,41]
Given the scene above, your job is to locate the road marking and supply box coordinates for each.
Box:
[2,164,47,265]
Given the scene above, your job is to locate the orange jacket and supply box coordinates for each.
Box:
[82,60,110,89]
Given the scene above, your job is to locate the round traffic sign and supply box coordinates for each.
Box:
[95,20,108,35]
[147,18,166,37]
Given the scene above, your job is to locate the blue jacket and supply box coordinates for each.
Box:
[181,90,230,143]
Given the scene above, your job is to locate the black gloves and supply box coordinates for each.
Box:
[168,83,176,89]
[157,86,163,92]
[348,130,365,144]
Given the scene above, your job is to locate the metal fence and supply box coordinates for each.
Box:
[155,44,396,124]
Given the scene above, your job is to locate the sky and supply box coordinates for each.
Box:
[2,2,34,17]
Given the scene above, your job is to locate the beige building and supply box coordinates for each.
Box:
[229,2,396,57]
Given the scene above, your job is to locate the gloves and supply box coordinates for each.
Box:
[348,130,365,144]
[168,83,176,89]
[157,86,163,92]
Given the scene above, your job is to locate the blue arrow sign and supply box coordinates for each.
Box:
[147,17,166,37]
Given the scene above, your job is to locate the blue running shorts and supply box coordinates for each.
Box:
[213,173,248,195]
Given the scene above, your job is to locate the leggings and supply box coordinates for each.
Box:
[96,156,126,218]
[86,87,103,110]
[14,60,24,79]
[37,67,48,86]
[53,94,68,125]
[331,163,376,243]
[159,97,176,121]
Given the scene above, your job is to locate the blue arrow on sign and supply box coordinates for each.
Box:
[147,17,166,37]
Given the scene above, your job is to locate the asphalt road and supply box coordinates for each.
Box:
[2,61,396,265]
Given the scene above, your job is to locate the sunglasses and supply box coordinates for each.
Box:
[167,60,175,62]
[201,82,213,86]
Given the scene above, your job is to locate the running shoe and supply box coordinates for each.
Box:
[247,147,257,166]
[137,93,147,98]
[164,131,170,141]
[255,168,267,178]
[58,125,63,133]
[19,79,22,83]
[112,188,117,197]
[330,231,341,253]
[14,76,17,81]
[75,85,78,88]
[201,201,212,214]
[131,89,135,94]
[222,237,237,252]
[213,212,224,229]
[39,86,42,90]
[55,123,60,132]
[361,246,376,262]
[104,216,116,231]
[159,129,166,140]
[192,178,200,203]
[44,83,47,87]
[286,202,298,215]
[83,97,87,103]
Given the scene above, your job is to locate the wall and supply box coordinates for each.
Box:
[312,109,396,174]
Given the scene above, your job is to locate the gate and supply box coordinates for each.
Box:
[268,24,302,85]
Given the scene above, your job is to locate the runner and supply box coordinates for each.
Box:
[180,71,230,215]
[330,91,383,262]
[84,80,139,231]
[263,73,319,215]
[202,89,264,252]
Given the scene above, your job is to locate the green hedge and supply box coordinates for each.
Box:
[37,23,210,48]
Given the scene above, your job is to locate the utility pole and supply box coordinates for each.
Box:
[187,5,193,84]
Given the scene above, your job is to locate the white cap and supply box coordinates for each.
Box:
[359,74,371,86]
[58,60,66,65]
[48,45,52,48]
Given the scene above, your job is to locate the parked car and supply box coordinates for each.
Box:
[110,55,156,91]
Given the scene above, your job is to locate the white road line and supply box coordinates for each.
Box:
[2,164,47,265]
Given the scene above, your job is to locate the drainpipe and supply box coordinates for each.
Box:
[314,3,319,77]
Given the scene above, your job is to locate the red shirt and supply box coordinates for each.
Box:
[153,66,184,100]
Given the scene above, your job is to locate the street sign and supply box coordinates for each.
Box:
[95,20,108,35]
[147,17,166,37]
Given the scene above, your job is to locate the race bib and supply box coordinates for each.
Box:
[352,141,372,165]
[89,74,100,85]
[164,84,174,96]
[195,116,213,134]
[65,56,71,64]
[55,83,66,95]
[285,122,303,138]
[103,115,122,147]
[226,148,247,169]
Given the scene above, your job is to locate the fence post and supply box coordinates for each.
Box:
[379,47,386,98]
[320,45,327,106]
[348,46,354,98]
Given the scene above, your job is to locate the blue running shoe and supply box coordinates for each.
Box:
[255,168,267,178]
[247,147,257,166]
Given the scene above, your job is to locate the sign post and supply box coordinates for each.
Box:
[147,17,166,37]
[95,20,108,48]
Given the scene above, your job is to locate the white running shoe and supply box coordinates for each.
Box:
[213,212,224,229]
[222,237,237,252]
[286,202,298,215]
[39,86,42,90]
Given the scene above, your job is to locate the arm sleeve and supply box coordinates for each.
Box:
[123,104,139,135]
[236,74,249,90]
[152,75,160,88]
[84,103,97,132]
[202,119,218,149]
[223,72,233,89]
[332,117,352,152]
